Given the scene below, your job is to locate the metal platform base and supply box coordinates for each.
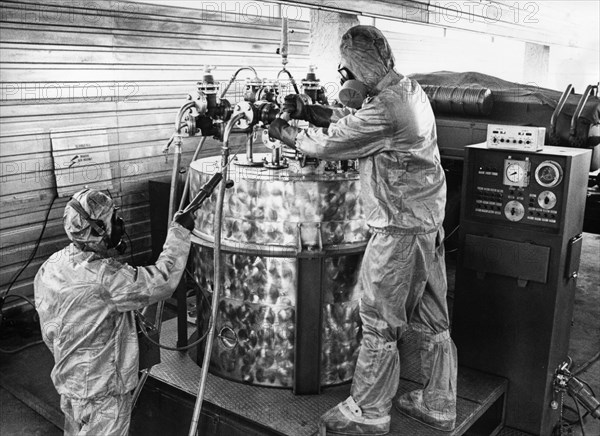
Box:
[134,319,507,436]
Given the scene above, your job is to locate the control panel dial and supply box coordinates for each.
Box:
[503,159,530,187]
[535,161,563,188]
[504,200,525,222]
[538,191,557,210]
[506,164,526,183]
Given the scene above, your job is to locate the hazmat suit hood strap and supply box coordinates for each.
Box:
[373,70,404,95]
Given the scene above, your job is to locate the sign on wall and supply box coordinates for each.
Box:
[50,127,114,197]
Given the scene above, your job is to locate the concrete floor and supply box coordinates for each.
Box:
[1,233,598,436]
[0,387,61,436]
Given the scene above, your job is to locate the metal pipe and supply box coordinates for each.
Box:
[220,67,259,100]
[179,136,208,211]
[134,132,187,409]
[176,101,197,133]
[570,84,596,137]
[188,112,246,436]
[550,84,573,138]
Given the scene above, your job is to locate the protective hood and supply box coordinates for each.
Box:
[64,188,114,247]
[339,25,395,92]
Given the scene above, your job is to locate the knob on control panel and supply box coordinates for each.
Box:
[504,200,525,221]
[538,191,558,210]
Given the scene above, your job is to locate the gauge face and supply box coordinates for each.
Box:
[506,164,525,183]
[503,159,530,187]
[538,191,557,210]
[504,200,525,222]
[535,161,563,188]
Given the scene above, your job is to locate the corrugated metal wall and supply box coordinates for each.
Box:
[0,0,310,308]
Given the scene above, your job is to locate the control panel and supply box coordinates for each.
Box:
[466,147,567,230]
[486,124,545,151]
[455,143,592,435]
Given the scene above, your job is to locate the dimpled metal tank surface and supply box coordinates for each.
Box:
[189,154,369,389]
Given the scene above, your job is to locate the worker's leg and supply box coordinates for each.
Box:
[60,393,133,436]
[319,233,415,435]
[396,229,457,431]
[60,396,80,436]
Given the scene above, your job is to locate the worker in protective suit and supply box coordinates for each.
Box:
[34,188,195,436]
[269,25,457,435]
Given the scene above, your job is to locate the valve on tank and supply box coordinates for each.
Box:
[193,66,233,139]
[301,65,329,106]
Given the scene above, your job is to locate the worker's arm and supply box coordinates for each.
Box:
[296,99,394,160]
[98,223,192,312]
[303,105,354,127]
[282,95,353,128]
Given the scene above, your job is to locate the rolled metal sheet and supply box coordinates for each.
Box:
[421,84,494,117]
[189,155,367,388]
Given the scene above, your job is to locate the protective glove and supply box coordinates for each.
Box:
[283,94,333,128]
[173,210,195,232]
[268,118,299,149]
[283,94,308,120]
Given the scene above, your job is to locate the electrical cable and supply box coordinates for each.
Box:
[124,231,135,265]
[574,351,600,376]
[0,340,44,354]
[1,294,37,311]
[135,310,210,352]
[0,296,43,354]
[443,224,459,243]
[572,392,587,436]
[134,265,213,353]
[0,195,58,316]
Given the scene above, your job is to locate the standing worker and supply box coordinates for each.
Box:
[34,188,195,436]
[269,25,457,435]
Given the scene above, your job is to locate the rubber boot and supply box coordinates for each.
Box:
[395,330,457,431]
[318,396,391,436]
[319,337,398,435]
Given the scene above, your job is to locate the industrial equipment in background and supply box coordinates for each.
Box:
[411,72,600,235]
[452,143,592,435]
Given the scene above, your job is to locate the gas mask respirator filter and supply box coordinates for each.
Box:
[337,65,368,110]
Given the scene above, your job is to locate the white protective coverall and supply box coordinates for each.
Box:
[34,189,191,436]
[294,26,457,434]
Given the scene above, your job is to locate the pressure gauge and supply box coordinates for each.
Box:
[503,159,531,187]
[535,160,563,188]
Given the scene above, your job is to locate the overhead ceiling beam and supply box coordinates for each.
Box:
[271,0,592,49]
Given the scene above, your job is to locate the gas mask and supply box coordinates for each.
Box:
[338,65,369,109]
[109,210,127,254]
[67,198,127,254]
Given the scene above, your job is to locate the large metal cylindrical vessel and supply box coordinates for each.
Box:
[189,154,368,392]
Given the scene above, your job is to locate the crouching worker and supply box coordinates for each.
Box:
[34,188,195,436]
